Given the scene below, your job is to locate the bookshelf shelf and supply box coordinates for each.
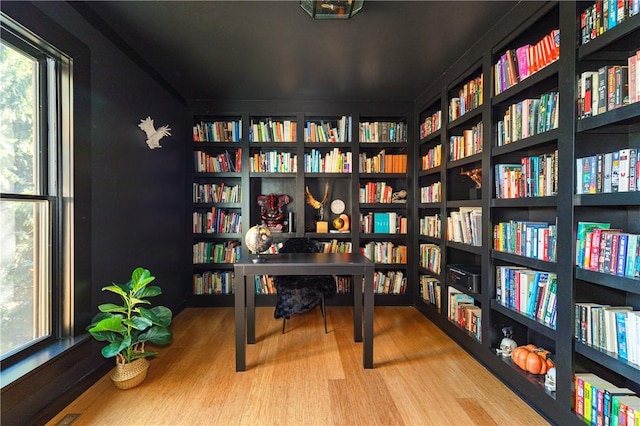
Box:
[413,3,639,424]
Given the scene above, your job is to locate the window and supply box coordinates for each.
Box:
[0,16,73,364]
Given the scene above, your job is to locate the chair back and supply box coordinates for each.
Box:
[279,237,321,254]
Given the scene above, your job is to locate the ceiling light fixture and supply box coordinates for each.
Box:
[300,0,364,19]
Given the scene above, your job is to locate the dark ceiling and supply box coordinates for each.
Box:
[78,1,520,103]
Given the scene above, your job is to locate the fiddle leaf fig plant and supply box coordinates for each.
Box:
[87,267,173,363]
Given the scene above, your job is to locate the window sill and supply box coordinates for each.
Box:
[0,334,90,389]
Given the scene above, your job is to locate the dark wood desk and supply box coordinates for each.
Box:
[233,252,375,371]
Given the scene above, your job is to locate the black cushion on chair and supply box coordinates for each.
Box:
[273,238,336,320]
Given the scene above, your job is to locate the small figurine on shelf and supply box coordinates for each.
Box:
[257,194,291,232]
[499,326,517,357]
[305,183,330,233]
[461,167,482,199]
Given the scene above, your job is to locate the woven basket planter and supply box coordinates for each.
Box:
[111,357,149,390]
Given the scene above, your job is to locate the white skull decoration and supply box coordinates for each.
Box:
[499,326,517,357]
[544,367,556,392]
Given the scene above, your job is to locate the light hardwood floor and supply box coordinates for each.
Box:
[47,306,550,425]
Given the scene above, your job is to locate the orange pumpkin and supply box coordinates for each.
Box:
[511,345,555,375]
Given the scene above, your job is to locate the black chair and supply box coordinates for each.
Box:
[273,237,336,333]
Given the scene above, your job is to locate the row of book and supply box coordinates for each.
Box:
[372,270,406,295]
[576,148,639,194]
[420,182,441,203]
[358,181,398,204]
[496,91,559,147]
[419,110,442,139]
[575,303,640,364]
[249,119,297,142]
[493,220,557,262]
[580,0,640,46]
[449,121,483,161]
[361,242,407,264]
[193,120,242,143]
[493,29,560,96]
[193,271,234,295]
[304,116,352,142]
[192,182,241,204]
[574,372,640,426]
[419,243,441,274]
[577,56,640,118]
[304,148,352,173]
[358,121,407,143]
[359,151,407,174]
[249,151,297,173]
[449,74,484,122]
[421,144,442,171]
[446,207,482,247]
[575,222,640,278]
[419,275,441,310]
[318,240,353,254]
[254,275,275,295]
[447,287,481,342]
[192,208,242,234]
[192,241,241,264]
[194,149,241,173]
[419,214,441,239]
[494,150,559,199]
[360,211,407,234]
[495,266,558,328]
[253,274,353,295]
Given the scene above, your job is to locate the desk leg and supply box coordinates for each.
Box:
[235,273,246,372]
[364,270,374,369]
[247,274,256,344]
[353,274,362,342]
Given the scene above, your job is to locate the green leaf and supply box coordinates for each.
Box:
[131,267,155,293]
[124,316,153,331]
[97,303,127,314]
[137,285,162,299]
[139,306,173,327]
[87,311,113,328]
[102,284,127,298]
[88,316,126,334]
[128,297,151,310]
[129,350,158,361]
[101,340,125,358]
[138,325,173,345]
[88,330,118,342]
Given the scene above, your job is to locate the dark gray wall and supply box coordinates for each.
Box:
[0,2,188,424]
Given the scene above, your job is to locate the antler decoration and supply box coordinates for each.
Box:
[305,182,330,210]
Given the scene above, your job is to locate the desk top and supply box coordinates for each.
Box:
[234,252,374,275]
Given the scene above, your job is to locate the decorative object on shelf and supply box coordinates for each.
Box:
[257,193,291,232]
[391,189,407,203]
[511,344,555,375]
[245,224,273,263]
[138,116,171,150]
[87,267,173,389]
[300,0,363,19]
[330,198,346,215]
[460,167,482,188]
[460,167,482,199]
[544,367,556,392]
[305,182,330,232]
[499,326,517,357]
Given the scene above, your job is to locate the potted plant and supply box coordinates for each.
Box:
[87,266,173,389]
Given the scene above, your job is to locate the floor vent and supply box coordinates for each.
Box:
[56,413,81,425]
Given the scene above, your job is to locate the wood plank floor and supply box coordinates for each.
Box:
[47,306,550,425]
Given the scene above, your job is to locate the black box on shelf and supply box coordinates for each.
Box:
[446,264,481,293]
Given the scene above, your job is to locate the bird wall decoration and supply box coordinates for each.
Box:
[138,116,171,149]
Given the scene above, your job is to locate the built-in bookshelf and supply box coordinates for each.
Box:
[413,2,640,424]
[190,110,413,307]
[572,5,640,426]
